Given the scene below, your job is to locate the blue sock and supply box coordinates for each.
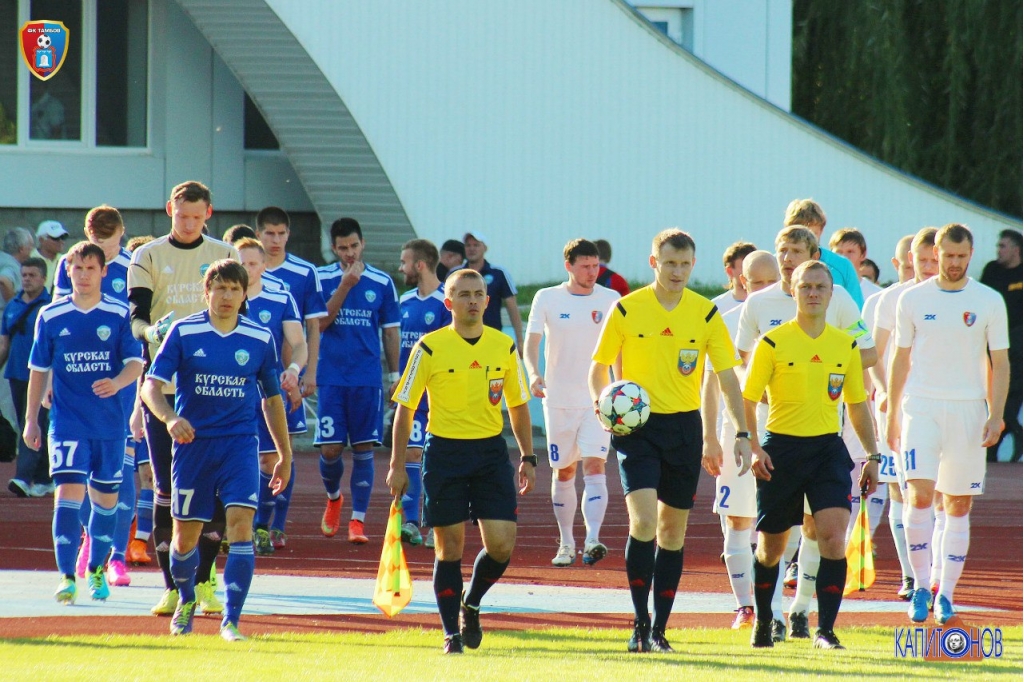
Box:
[351,451,374,516]
[223,541,255,627]
[53,498,82,577]
[88,500,119,573]
[254,471,275,529]
[78,495,92,534]
[270,461,296,533]
[402,462,422,525]
[135,488,154,539]
[319,454,344,498]
[111,457,135,561]
[170,546,199,603]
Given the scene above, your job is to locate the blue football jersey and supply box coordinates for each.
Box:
[245,287,300,369]
[399,285,451,411]
[317,263,401,387]
[266,254,327,321]
[148,312,281,438]
[29,295,143,439]
[53,247,132,302]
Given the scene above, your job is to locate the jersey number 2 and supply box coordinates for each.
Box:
[718,485,731,509]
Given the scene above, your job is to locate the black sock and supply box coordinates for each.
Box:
[625,535,655,624]
[153,504,174,590]
[651,547,683,631]
[196,531,222,584]
[433,558,463,636]
[752,558,780,622]
[815,557,847,631]
[465,550,509,607]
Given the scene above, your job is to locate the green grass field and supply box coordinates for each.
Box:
[3,626,1020,681]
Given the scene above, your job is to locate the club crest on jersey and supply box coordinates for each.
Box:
[678,349,698,376]
[592,310,603,324]
[488,378,503,405]
[96,325,111,341]
[828,373,844,400]
[963,312,977,327]
[235,349,250,366]
[112,278,126,293]
[258,310,271,324]
[365,290,377,303]
[424,312,435,325]
[484,274,494,285]
[199,264,210,277]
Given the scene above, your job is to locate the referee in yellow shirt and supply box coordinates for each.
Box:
[589,229,752,654]
[387,269,535,655]
[744,260,879,651]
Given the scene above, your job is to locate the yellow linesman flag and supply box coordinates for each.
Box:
[373,500,413,617]
[844,494,876,595]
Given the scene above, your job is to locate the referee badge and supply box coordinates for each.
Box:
[828,373,844,400]
[678,349,698,376]
[488,378,503,405]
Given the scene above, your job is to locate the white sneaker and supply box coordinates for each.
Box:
[423,528,435,549]
[582,540,608,566]
[29,482,55,497]
[551,544,576,567]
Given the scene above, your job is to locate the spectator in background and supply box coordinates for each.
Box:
[222,224,257,244]
[463,231,524,350]
[436,239,467,281]
[33,220,70,291]
[829,227,882,304]
[859,258,880,285]
[594,239,631,297]
[0,227,35,308]
[783,199,864,309]
[981,228,1022,463]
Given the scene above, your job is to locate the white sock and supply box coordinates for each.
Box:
[581,474,608,544]
[551,477,577,548]
[929,509,946,588]
[939,514,970,602]
[784,526,802,564]
[724,525,754,608]
[904,504,934,590]
[889,500,912,578]
[790,537,820,615]
[868,487,889,536]
[720,512,728,536]
[771,555,786,621]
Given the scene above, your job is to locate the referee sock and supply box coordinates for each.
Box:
[433,558,463,636]
[815,557,847,632]
[867,487,888,536]
[752,557,780,623]
[170,546,199,604]
[271,461,296,533]
[255,471,276,529]
[551,477,577,548]
[87,501,118,574]
[929,509,946,589]
[465,550,510,607]
[904,504,933,590]
[938,514,970,602]
[111,456,136,562]
[790,537,820,615]
[350,451,375,516]
[889,500,912,579]
[135,488,154,541]
[223,541,255,627]
[652,547,684,632]
[401,462,422,526]
[581,474,608,543]
[319,455,344,499]
[724,526,753,608]
[53,498,82,577]
[625,536,655,624]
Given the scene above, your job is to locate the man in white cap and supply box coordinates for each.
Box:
[33,220,70,290]
[463,231,524,351]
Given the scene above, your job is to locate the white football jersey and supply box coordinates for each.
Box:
[859,277,883,307]
[873,279,915,334]
[526,282,620,408]
[712,290,744,318]
[894,278,1009,401]
[734,281,874,354]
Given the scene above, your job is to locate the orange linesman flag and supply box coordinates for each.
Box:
[373,500,413,617]
[844,493,876,595]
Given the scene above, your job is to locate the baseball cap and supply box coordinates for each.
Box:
[37,220,69,239]
[463,231,488,245]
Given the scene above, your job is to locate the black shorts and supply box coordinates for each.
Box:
[422,433,518,528]
[755,431,854,534]
[611,410,702,510]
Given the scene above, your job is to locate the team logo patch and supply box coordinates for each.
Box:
[365,290,377,303]
[112,278,126,293]
[678,349,698,376]
[199,264,210,277]
[424,312,435,325]
[484,274,494,285]
[592,310,603,323]
[963,312,977,327]
[235,349,250,366]
[96,325,111,341]
[20,21,69,81]
[488,378,503,405]
[828,373,844,400]
[258,310,272,324]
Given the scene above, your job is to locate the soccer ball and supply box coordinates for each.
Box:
[37,35,51,49]
[597,380,651,436]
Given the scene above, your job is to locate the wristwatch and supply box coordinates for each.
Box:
[520,454,539,467]
[735,431,751,440]
[867,453,883,463]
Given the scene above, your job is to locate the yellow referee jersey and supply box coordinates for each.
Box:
[392,326,530,439]
[743,320,866,437]
[592,286,739,414]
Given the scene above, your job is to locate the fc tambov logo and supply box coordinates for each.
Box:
[20,21,69,81]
